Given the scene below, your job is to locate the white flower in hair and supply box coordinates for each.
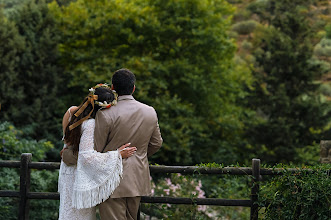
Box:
[96,101,112,109]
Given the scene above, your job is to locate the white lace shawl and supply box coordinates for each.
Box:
[72,119,123,209]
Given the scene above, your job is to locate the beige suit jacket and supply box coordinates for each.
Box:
[94,95,162,198]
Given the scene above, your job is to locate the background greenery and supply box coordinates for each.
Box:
[0,0,330,219]
[258,164,331,220]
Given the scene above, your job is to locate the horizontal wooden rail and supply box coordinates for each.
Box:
[150,166,253,175]
[29,162,60,170]
[141,196,252,207]
[0,190,251,207]
[0,190,20,197]
[0,160,21,168]
[27,192,59,200]
[1,160,317,175]
[1,155,264,220]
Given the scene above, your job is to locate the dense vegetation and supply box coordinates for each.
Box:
[259,164,331,220]
[0,0,330,219]
[1,0,330,165]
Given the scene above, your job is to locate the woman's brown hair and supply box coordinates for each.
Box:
[63,87,115,154]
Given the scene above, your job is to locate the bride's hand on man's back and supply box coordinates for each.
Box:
[118,143,137,158]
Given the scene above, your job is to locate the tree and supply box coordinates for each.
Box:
[49,0,252,165]
[0,0,27,16]
[1,0,66,147]
[245,0,331,163]
[0,10,25,125]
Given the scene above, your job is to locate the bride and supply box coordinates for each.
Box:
[58,84,137,220]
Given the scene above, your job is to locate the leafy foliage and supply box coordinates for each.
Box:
[231,20,258,35]
[0,121,58,219]
[0,0,66,150]
[141,173,250,219]
[0,121,53,161]
[244,0,331,164]
[0,10,25,132]
[326,23,331,39]
[49,0,252,165]
[0,0,331,219]
[29,170,59,219]
[315,38,331,57]
[143,174,213,219]
[0,0,27,16]
[259,164,331,219]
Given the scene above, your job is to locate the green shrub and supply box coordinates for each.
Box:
[141,165,251,220]
[325,23,331,39]
[259,164,331,219]
[314,38,331,57]
[241,40,253,51]
[319,83,331,97]
[0,121,53,161]
[232,20,258,35]
[141,174,214,219]
[29,170,59,219]
[0,122,59,219]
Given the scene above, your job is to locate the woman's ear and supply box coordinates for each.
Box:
[111,84,114,90]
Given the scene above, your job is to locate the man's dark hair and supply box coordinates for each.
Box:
[112,68,136,95]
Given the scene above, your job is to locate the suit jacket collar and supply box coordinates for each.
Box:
[118,95,135,101]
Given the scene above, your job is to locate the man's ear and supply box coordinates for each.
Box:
[132,85,135,94]
[111,84,114,90]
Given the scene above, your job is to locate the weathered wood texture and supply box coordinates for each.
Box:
[19,153,32,220]
[250,159,260,220]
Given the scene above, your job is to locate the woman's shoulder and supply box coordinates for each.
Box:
[82,119,95,129]
[68,106,79,115]
[63,106,78,119]
[62,106,79,131]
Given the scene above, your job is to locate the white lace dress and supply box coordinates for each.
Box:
[58,119,123,220]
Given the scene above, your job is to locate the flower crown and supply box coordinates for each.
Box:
[89,83,118,109]
[68,83,117,130]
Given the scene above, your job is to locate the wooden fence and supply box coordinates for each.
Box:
[0,153,306,220]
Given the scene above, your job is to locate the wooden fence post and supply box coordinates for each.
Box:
[250,158,260,220]
[19,153,32,220]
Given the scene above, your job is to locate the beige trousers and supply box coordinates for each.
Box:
[99,197,141,220]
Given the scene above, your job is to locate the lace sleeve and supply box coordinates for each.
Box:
[78,119,120,166]
[72,119,123,209]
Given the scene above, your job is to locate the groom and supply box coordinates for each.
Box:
[62,68,163,219]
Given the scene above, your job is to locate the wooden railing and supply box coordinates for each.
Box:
[0,153,301,220]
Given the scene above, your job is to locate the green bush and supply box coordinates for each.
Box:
[325,23,331,39]
[319,83,331,97]
[314,38,331,57]
[0,121,53,161]
[29,170,59,220]
[142,174,213,219]
[241,40,253,51]
[259,164,331,219]
[141,173,250,219]
[0,122,59,219]
[231,20,258,35]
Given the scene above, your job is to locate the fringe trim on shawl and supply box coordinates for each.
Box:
[72,151,123,209]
